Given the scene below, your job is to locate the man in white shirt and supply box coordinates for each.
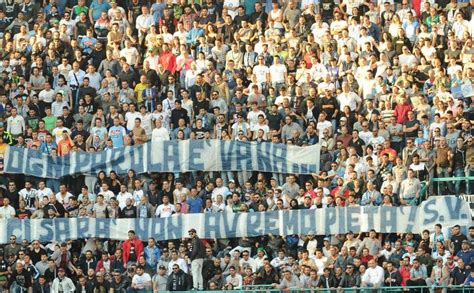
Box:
[19,180,38,211]
[337,82,361,112]
[116,184,134,209]
[39,82,56,104]
[151,119,170,142]
[135,6,154,43]
[51,119,71,144]
[225,266,243,289]
[246,102,266,130]
[0,198,16,219]
[131,266,153,291]
[269,56,287,91]
[252,56,270,85]
[361,259,384,289]
[125,104,141,131]
[6,108,25,136]
[37,181,53,199]
[51,93,70,118]
[55,184,74,208]
[51,268,76,293]
[167,250,188,275]
[316,112,332,139]
[66,61,86,90]
[155,195,176,218]
[120,40,140,67]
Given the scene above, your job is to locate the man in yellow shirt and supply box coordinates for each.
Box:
[134,75,148,106]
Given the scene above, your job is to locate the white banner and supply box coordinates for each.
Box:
[0,196,470,244]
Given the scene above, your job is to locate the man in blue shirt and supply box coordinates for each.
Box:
[108,117,127,148]
[187,187,203,213]
[456,240,474,266]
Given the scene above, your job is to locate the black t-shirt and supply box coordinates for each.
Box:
[404,119,419,138]
[192,127,208,139]
[10,269,32,288]
[120,206,137,219]
[451,234,468,255]
[266,112,283,131]
[5,189,20,209]
[95,280,111,293]
[0,259,7,274]
[129,243,137,262]
[348,138,366,157]
[28,248,46,265]
[75,20,91,37]
[171,108,189,128]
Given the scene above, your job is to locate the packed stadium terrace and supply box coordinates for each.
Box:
[0,0,473,291]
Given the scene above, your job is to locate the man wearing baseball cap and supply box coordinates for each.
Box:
[153,265,168,291]
[51,267,75,292]
[189,228,206,290]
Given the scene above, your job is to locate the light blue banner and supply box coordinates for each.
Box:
[4,140,320,178]
[0,196,470,243]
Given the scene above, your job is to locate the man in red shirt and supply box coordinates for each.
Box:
[394,95,412,124]
[159,43,176,75]
[122,230,144,267]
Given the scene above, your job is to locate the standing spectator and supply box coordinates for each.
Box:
[122,230,144,267]
[188,228,206,290]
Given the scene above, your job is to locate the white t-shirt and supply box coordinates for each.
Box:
[253,65,270,84]
[247,110,265,129]
[269,63,287,83]
[116,192,134,209]
[132,272,152,286]
[125,111,141,131]
[120,47,140,66]
[223,0,239,18]
[39,89,56,103]
[151,127,170,141]
[316,120,332,138]
[155,203,176,218]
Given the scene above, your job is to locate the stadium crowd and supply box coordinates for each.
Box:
[0,0,473,291]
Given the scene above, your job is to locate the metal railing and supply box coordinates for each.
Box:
[240,284,472,292]
[431,176,474,197]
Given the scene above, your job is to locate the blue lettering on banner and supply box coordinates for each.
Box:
[22,220,31,242]
[256,143,273,172]
[265,212,281,236]
[221,213,240,238]
[77,218,92,238]
[164,216,183,240]
[162,142,180,171]
[444,196,467,220]
[55,219,71,241]
[324,208,337,234]
[38,220,54,240]
[203,213,221,239]
[422,198,438,225]
[1,197,470,243]
[380,207,398,233]
[28,151,46,177]
[282,210,299,235]
[4,141,320,177]
[235,142,252,170]
[188,140,205,170]
[272,143,287,173]
[96,219,111,238]
[346,208,361,233]
[404,206,418,232]
[247,213,264,235]
[363,206,378,230]
[300,209,317,235]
